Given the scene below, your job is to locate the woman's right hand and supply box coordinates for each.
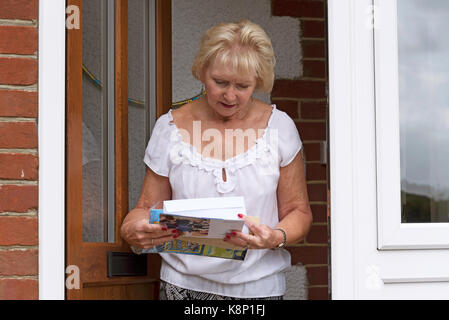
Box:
[120,210,179,249]
[120,168,175,249]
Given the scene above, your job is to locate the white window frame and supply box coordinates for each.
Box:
[38,0,66,300]
[374,0,449,250]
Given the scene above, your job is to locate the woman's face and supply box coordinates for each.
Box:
[201,61,257,119]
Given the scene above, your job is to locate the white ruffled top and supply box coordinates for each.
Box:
[143,104,303,298]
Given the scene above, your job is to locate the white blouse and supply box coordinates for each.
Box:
[143,104,302,298]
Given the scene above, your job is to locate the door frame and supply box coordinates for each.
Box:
[328,0,377,299]
[38,0,172,299]
[38,0,67,300]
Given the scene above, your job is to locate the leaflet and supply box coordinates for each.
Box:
[138,197,250,260]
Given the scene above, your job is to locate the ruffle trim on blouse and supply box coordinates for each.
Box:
[166,105,279,193]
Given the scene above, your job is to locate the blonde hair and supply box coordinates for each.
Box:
[192,19,276,93]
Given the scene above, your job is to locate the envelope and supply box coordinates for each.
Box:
[161,196,247,239]
[163,196,246,220]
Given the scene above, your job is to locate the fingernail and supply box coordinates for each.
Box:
[225,235,231,240]
[238,214,244,219]
[172,229,178,233]
[161,227,168,231]
[231,232,237,236]
[173,234,179,239]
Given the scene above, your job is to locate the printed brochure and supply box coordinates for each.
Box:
[138,197,250,260]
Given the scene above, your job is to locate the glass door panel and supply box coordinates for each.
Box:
[82,0,115,242]
[398,0,449,223]
[128,0,156,210]
[375,0,449,249]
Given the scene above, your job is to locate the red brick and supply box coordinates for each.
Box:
[296,122,326,141]
[306,163,326,180]
[301,101,326,120]
[307,266,328,286]
[302,142,321,161]
[0,216,38,245]
[307,183,327,201]
[0,153,38,180]
[272,80,326,100]
[302,40,326,58]
[301,20,326,38]
[310,204,327,223]
[308,286,329,300]
[0,58,37,85]
[0,185,38,213]
[0,26,37,55]
[273,0,325,19]
[303,60,326,78]
[0,0,38,20]
[0,90,38,117]
[273,100,299,119]
[287,245,328,265]
[306,225,328,244]
[0,122,37,148]
[0,249,38,276]
[0,279,38,300]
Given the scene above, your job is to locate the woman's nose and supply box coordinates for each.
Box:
[223,87,236,102]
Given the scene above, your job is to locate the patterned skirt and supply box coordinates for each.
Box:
[159,281,283,300]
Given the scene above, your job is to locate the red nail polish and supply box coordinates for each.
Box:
[226,235,231,240]
[172,229,178,233]
[238,214,244,219]
[161,227,167,231]
[231,232,237,236]
[173,234,179,239]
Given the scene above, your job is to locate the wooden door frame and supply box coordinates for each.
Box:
[63,0,171,299]
[156,0,172,117]
[66,0,129,250]
[66,0,120,300]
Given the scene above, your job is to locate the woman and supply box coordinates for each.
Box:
[120,19,313,300]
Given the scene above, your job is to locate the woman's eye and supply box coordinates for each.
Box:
[237,84,249,90]
[215,80,226,86]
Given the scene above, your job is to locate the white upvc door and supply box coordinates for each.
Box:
[329,0,449,299]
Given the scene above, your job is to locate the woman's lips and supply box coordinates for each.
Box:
[221,102,236,108]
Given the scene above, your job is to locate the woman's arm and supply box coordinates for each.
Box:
[274,149,313,245]
[120,167,176,249]
[225,150,313,249]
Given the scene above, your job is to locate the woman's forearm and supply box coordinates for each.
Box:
[276,209,313,246]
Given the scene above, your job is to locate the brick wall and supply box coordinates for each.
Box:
[271,0,329,300]
[0,0,39,300]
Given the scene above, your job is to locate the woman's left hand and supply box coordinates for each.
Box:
[224,215,282,249]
